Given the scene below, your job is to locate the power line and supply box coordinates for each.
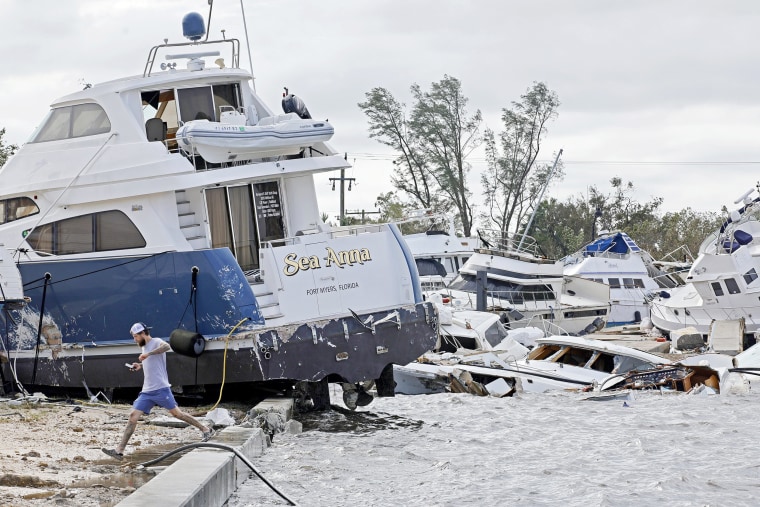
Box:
[346,153,760,166]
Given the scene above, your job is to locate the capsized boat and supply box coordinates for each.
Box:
[649,186,760,344]
[0,9,437,407]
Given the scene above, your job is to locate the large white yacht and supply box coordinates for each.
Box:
[649,186,760,344]
[0,8,437,405]
[433,229,610,335]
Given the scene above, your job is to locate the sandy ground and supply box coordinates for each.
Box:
[0,395,247,507]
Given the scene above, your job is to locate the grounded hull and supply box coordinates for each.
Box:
[5,302,437,391]
[1,249,438,391]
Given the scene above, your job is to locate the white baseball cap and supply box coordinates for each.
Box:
[130,322,151,335]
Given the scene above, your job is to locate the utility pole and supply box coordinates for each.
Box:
[345,209,381,224]
[328,153,355,225]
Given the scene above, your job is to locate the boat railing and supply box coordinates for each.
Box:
[477,229,543,258]
[260,223,387,249]
[144,38,241,77]
[519,316,572,336]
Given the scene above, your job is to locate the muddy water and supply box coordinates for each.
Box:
[228,388,760,507]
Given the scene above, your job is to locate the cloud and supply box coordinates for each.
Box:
[1,0,757,219]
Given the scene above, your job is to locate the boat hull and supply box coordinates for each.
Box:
[0,249,438,392]
[3,302,437,391]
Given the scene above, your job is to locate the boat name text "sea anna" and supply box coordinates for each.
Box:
[283,247,372,276]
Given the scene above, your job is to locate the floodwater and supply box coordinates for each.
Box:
[228,387,760,507]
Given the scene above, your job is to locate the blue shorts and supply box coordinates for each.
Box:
[133,387,178,414]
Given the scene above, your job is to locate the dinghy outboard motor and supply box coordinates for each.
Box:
[282,87,312,119]
[170,329,206,358]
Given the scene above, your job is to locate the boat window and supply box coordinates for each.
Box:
[177,86,216,123]
[416,258,447,277]
[142,89,179,148]
[608,278,621,288]
[724,278,741,295]
[205,184,263,271]
[25,210,145,255]
[253,182,286,242]
[622,278,635,288]
[589,352,615,372]
[30,103,111,143]
[634,279,646,288]
[0,197,39,224]
[744,268,758,285]
[482,321,507,348]
[611,355,658,374]
[448,274,555,304]
[212,83,242,120]
[711,282,724,296]
[557,347,594,366]
[564,308,607,318]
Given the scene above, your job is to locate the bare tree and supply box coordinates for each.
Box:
[481,82,561,235]
[359,76,482,236]
[358,88,437,210]
[408,76,482,236]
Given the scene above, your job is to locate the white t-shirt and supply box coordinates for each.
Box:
[141,337,171,392]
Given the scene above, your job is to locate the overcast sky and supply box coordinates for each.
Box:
[1,0,759,227]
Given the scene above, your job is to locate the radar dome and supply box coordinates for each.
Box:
[182,12,206,41]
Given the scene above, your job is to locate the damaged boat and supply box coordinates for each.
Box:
[0,8,437,406]
[394,298,537,395]
[431,228,610,335]
[649,186,760,344]
[563,231,690,326]
[396,334,677,395]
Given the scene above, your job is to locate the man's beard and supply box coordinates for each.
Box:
[136,336,147,347]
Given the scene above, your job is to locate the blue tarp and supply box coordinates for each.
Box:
[584,232,641,255]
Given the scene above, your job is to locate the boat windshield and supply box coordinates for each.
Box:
[29,103,111,143]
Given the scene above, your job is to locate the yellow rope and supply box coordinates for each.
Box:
[208,317,250,412]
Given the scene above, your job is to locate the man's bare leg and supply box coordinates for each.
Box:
[168,406,210,433]
[117,409,144,453]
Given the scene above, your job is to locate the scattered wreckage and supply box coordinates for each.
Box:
[395,316,759,398]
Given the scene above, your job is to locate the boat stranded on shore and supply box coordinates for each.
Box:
[0,9,437,407]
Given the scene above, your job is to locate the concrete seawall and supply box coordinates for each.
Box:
[112,393,310,507]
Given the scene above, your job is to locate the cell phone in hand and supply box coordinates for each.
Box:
[125,363,135,370]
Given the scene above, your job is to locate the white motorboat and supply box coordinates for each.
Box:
[563,231,688,326]
[0,9,437,405]
[433,229,611,335]
[649,186,760,344]
[176,109,334,163]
